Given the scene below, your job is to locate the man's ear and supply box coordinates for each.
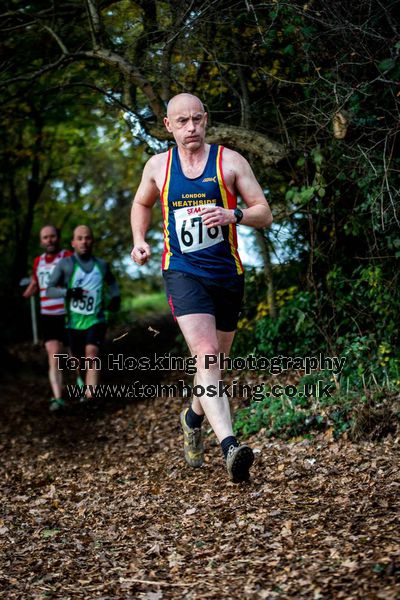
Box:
[164,116,173,133]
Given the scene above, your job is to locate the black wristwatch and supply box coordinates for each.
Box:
[234,208,243,224]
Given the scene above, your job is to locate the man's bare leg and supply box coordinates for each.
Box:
[177,313,234,442]
[84,344,101,398]
[191,328,235,417]
[45,340,63,399]
[178,313,254,480]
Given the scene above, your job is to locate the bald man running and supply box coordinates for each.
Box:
[47,225,121,398]
[131,93,273,482]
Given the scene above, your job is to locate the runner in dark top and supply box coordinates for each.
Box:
[131,93,273,481]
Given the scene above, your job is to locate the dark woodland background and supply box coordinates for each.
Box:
[1,0,399,435]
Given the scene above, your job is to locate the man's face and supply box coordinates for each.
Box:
[164,99,207,150]
[40,227,59,254]
[72,227,93,256]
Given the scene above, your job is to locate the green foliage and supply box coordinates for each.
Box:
[233,372,354,440]
[123,292,169,316]
[1,1,399,429]
[235,287,321,358]
[235,262,400,384]
[234,369,399,441]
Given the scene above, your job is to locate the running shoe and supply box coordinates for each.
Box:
[49,397,66,413]
[180,408,204,467]
[76,375,87,402]
[226,445,254,482]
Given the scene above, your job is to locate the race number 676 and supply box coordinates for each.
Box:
[180,216,219,247]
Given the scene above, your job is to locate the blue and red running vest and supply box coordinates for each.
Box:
[160,144,244,279]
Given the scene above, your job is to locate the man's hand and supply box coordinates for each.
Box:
[22,280,38,298]
[131,243,151,266]
[66,287,85,301]
[201,206,235,228]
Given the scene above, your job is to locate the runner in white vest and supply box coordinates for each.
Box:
[47,225,120,400]
[22,225,72,412]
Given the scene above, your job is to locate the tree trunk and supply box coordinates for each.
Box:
[13,116,46,284]
[255,229,277,319]
[148,123,285,167]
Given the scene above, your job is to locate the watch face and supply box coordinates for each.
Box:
[234,208,243,223]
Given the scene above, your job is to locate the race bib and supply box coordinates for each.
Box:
[38,269,52,289]
[70,290,97,315]
[174,205,223,254]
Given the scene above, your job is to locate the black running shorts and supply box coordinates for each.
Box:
[40,314,66,344]
[68,323,107,358]
[163,270,244,332]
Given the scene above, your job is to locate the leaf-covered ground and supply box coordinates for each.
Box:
[1,377,399,599]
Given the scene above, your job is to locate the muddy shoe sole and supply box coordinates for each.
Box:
[226,445,255,482]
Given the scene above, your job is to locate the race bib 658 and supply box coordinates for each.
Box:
[70,290,97,315]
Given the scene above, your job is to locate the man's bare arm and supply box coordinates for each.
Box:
[22,278,38,298]
[201,150,273,229]
[233,152,273,227]
[130,157,160,266]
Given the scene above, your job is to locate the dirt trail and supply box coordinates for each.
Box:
[1,376,399,599]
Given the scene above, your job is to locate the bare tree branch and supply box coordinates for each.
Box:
[42,25,68,54]
[0,56,69,88]
[78,49,165,117]
[85,0,103,49]
[148,122,286,166]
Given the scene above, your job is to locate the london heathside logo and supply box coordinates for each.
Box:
[202,176,217,183]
